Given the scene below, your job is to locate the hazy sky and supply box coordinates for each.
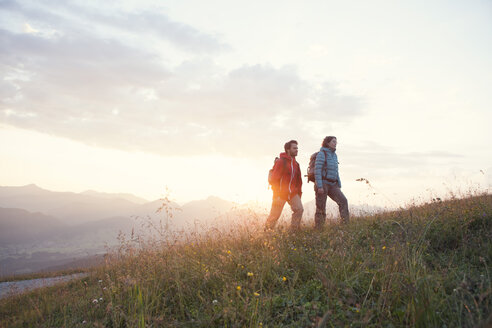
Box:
[1,0,491,206]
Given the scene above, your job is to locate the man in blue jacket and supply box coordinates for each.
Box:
[314,136,349,227]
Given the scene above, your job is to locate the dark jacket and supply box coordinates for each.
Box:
[270,152,302,200]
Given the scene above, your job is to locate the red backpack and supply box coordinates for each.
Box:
[268,157,287,188]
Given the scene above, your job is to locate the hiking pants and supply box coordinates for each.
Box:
[315,183,349,227]
[265,194,303,230]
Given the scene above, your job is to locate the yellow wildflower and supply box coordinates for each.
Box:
[236,286,241,291]
[254,292,260,297]
[247,272,254,277]
[227,250,231,254]
[282,276,287,282]
[382,246,386,250]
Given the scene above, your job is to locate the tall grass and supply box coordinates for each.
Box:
[0,193,491,327]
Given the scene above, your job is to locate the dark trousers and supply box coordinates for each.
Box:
[315,183,349,227]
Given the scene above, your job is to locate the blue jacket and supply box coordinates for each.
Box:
[314,147,341,188]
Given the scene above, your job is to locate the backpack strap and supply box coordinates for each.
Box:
[321,150,329,181]
[282,157,288,171]
[322,150,328,170]
[279,157,288,185]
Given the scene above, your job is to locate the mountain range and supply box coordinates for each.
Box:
[0,184,383,276]
[0,184,239,276]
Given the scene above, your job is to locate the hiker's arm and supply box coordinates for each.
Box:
[314,151,324,189]
[336,155,342,188]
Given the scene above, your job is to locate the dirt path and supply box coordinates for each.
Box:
[0,273,88,299]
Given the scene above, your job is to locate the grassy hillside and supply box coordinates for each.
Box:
[1,194,491,327]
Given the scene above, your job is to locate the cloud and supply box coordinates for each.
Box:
[22,22,37,34]
[0,2,363,157]
[93,9,229,54]
[0,0,228,54]
[306,44,329,59]
[348,150,463,168]
[341,142,465,177]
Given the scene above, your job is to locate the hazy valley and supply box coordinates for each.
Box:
[0,184,383,276]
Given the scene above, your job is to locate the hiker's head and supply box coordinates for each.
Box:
[322,136,337,150]
[284,140,298,157]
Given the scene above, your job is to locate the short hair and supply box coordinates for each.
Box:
[284,140,298,152]
[322,136,336,148]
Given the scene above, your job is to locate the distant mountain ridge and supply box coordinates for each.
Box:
[0,184,164,225]
[0,184,244,276]
[0,207,65,245]
[0,184,385,276]
[81,190,149,204]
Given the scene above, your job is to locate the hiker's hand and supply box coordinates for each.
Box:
[317,188,324,194]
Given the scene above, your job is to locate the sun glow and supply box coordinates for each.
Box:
[0,124,271,204]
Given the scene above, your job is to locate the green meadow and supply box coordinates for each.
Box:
[1,194,491,327]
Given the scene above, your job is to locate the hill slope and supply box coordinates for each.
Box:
[0,184,143,224]
[0,194,491,327]
[0,207,65,245]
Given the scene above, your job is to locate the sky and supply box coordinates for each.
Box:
[0,0,491,206]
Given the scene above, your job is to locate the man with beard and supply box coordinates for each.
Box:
[265,140,304,231]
